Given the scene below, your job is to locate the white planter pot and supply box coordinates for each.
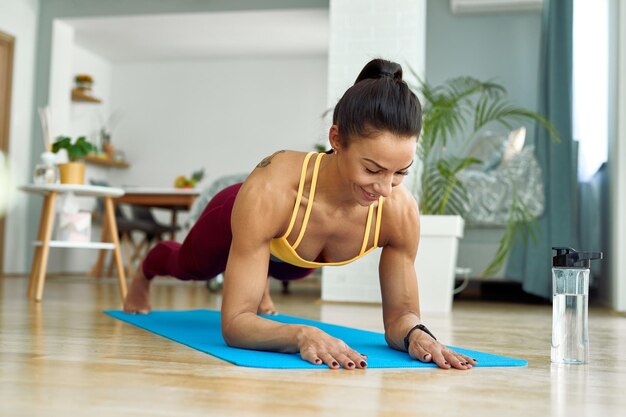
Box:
[321,215,464,313]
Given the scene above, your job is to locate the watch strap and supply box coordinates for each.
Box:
[403,323,437,351]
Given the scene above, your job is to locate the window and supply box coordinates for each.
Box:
[572,0,609,182]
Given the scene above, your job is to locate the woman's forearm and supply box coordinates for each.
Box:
[221,311,308,353]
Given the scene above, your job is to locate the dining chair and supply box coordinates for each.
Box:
[126,205,181,268]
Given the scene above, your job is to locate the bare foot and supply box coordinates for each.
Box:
[123,270,152,314]
[257,278,278,315]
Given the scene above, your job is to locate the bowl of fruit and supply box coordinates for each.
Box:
[174,169,205,189]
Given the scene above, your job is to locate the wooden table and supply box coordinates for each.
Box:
[91,187,199,278]
[20,184,127,302]
[113,187,199,240]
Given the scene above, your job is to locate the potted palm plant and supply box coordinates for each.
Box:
[52,136,95,184]
[414,76,558,276]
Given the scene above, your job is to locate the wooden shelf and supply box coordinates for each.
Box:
[85,155,129,169]
[71,88,102,103]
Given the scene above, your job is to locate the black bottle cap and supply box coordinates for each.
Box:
[552,247,603,269]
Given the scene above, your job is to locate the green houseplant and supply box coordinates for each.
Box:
[411,75,559,276]
[52,136,95,184]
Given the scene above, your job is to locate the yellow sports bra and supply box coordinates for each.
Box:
[269,152,384,268]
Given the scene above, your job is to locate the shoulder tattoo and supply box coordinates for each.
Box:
[257,150,285,168]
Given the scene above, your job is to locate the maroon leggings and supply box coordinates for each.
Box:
[142,183,316,282]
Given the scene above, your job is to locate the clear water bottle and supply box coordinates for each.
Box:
[551,247,602,364]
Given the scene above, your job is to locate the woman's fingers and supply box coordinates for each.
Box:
[334,352,357,369]
[298,330,367,370]
[430,346,465,369]
[438,349,475,370]
[443,351,468,369]
[408,334,476,370]
[460,354,478,366]
[452,352,477,368]
[303,348,366,370]
[352,352,368,368]
[409,341,434,363]
[300,346,323,365]
[429,349,452,369]
[319,352,341,369]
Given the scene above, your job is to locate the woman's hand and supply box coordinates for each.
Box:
[298,326,368,370]
[407,329,478,370]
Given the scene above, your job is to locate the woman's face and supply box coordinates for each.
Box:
[334,130,417,206]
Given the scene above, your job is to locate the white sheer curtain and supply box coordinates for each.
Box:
[572,0,609,182]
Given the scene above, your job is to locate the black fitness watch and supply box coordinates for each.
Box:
[403,323,437,350]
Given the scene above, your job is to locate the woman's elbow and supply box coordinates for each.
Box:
[221,312,247,347]
[221,319,240,347]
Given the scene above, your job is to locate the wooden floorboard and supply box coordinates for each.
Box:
[1,274,624,417]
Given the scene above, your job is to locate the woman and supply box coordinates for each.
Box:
[124,58,477,371]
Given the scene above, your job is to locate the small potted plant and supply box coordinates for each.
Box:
[52,136,95,184]
[74,74,94,90]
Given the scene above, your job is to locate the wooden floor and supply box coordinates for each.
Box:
[1,274,625,417]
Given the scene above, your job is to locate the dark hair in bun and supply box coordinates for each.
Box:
[332,58,422,146]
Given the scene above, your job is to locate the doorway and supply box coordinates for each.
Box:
[0,31,15,276]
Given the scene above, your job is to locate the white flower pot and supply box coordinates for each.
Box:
[321,215,464,313]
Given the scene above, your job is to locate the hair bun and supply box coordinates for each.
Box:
[354,58,403,84]
[332,57,422,144]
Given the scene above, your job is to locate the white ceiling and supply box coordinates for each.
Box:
[65,9,329,62]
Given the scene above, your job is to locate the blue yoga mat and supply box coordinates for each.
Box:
[105,309,527,369]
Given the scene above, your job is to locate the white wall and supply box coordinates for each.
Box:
[0,0,40,273]
[108,56,328,189]
[48,20,74,143]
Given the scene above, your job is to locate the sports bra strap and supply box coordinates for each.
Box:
[373,196,384,246]
[282,152,315,239]
[359,204,375,254]
[293,153,324,249]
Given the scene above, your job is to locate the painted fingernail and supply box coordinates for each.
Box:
[315,359,322,364]
[444,361,449,365]
[473,358,478,362]
[360,361,367,367]
[332,361,338,367]
[423,354,431,360]
[348,362,355,368]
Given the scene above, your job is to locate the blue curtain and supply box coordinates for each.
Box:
[579,164,609,289]
[505,0,579,299]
